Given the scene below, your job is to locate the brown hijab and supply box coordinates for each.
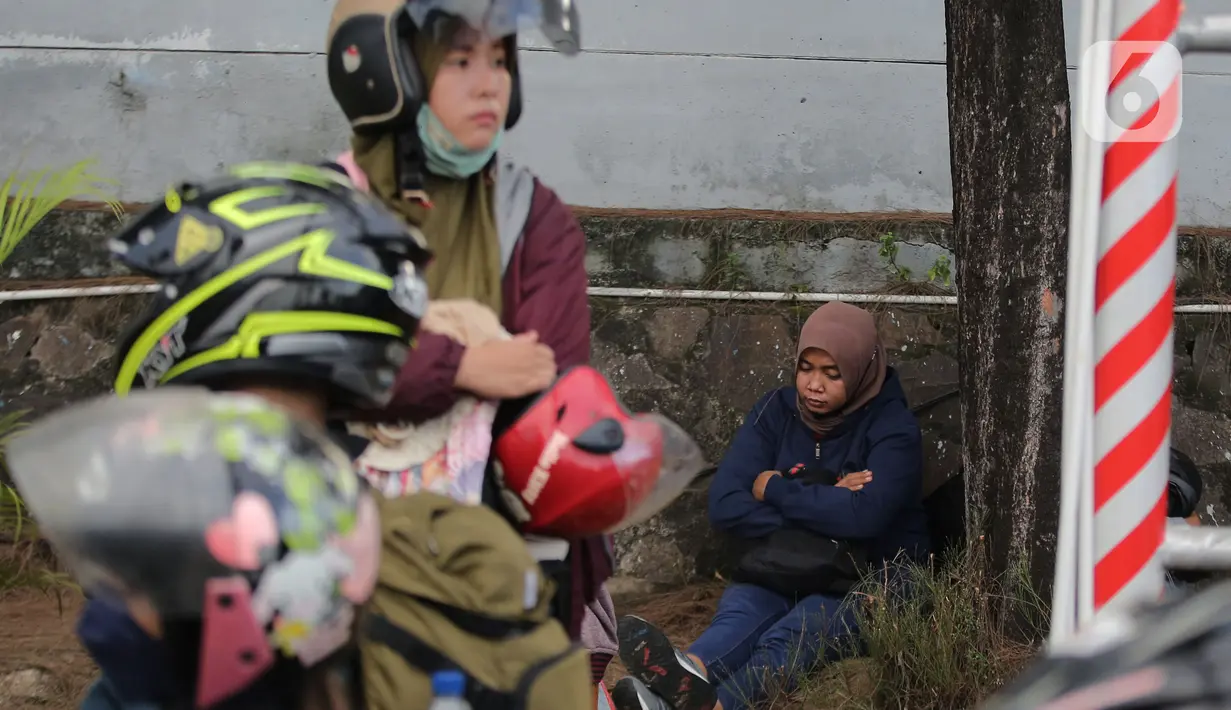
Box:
[795,302,887,437]
[332,3,504,315]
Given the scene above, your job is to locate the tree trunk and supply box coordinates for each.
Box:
[944,0,1071,598]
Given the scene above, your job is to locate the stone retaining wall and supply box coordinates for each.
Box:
[5,208,1231,587]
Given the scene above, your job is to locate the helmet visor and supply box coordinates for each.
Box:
[603,413,706,533]
[406,0,580,55]
[7,389,363,618]
[6,388,243,614]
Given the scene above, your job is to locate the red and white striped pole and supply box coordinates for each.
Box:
[1091,0,1182,616]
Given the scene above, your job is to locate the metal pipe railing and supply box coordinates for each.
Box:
[1177,15,1231,53]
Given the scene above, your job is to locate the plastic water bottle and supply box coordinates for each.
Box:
[429,670,471,710]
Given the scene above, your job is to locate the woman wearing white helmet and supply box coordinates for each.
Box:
[323,0,619,699]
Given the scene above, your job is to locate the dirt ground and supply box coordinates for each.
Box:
[0,581,725,710]
[0,588,95,709]
[0,579,837,710]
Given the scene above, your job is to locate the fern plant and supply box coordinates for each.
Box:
[0,158,124,267]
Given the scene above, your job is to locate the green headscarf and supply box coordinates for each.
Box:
[352,28,504,314]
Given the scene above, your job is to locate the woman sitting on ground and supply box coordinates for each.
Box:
[610,302,931,710]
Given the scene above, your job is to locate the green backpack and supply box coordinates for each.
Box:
[360,492,593,710]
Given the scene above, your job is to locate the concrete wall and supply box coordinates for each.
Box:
[5,1,1231,223]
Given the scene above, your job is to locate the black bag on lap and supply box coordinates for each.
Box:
[732,466,869,598]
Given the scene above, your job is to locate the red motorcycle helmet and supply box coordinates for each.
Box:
[492,366,706,538]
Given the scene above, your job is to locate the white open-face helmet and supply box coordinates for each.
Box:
[327,0,580,135]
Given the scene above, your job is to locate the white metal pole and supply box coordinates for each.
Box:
[1089,0,1181,618]
[1051,0,1116,648]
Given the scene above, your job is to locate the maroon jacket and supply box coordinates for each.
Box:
[380,178,609,639]
[381,179,590,422]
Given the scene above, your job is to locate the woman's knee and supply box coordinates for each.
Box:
[688,584,792,679]
[756,595,860,668]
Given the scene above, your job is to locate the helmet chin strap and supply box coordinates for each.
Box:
[396,126,430,202]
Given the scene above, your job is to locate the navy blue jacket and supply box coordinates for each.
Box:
[708,368,931,563]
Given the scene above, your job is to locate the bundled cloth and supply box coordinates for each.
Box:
[348,298,506,503]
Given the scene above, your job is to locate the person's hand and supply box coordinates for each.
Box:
[752,470,781,501]
[455,331,557,399]
[1186,512,1202,527]
[837,470,873,492]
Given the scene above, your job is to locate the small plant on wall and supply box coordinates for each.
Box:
[878,231,912,282]
[0,158,124,267]
[927,254,953,287]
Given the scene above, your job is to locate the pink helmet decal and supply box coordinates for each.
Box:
[198,576,275,708]
[204,491,280,571]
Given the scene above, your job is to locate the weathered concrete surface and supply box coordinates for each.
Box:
[11,207,1231,297]
[5,210,1231,588]
[9,0,1231,69]
[0,46,955,211]
[6,1,1231,222]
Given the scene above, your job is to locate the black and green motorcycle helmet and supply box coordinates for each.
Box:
[111,161,432,416]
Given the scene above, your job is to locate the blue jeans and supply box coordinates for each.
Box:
[687,584,861,710]
[76,598,174,704]
[79,676,160,710]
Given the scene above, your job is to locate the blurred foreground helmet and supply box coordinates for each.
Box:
[111,162,431,417]
[6,389,382,708]
[984,580,1231,710]
[492,366,706,537]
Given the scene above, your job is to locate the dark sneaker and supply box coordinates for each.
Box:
[617,616,716,710]
[612,677,674,710]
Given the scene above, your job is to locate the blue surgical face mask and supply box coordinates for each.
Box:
[417,103,504,179]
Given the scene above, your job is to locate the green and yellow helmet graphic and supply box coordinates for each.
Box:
[111,162,432,415]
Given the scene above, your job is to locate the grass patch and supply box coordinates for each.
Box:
[0,412,76,598]
[0,538,75,598]
[800,542,1043,710]
[606,539,1043,709]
